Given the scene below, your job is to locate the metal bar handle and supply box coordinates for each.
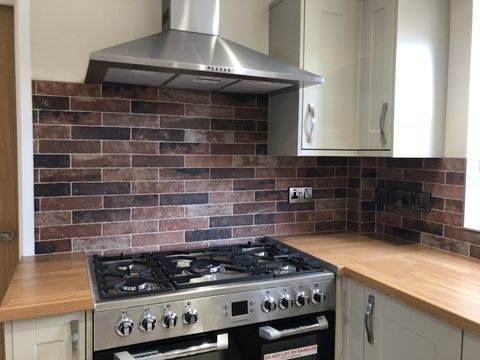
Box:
[114,333,229,360]
[259,315,328,341]
[0,228,15,242]
[70,319,79,360]
[379,102,388,145]
[306,103,316,143]
[365,295,375,345]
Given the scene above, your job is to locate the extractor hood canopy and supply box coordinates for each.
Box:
[85,0,324,95]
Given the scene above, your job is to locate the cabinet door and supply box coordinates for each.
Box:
[357,0,395,150]
[364,289,462,360]
[463,333,480,360]
[9,312,86,360]
[302,0,358,150]
[342,279,366,360]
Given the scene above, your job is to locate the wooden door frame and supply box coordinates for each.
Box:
[0,0,34,257]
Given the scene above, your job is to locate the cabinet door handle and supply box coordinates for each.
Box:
[306,104,316,143]
[379,102,388,145]
[70,319,79,360]
[365,295,375,345]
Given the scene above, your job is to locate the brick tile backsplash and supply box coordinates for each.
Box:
[33,81,479,260]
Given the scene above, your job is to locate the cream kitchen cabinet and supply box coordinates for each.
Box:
[463,333,480,360]
[342,279,462,360]
[4,311,90,360]
[268,0,359,156]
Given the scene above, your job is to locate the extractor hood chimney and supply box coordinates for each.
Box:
[85,0,324,95]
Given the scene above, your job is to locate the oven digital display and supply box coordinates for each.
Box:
[231,300,248,316]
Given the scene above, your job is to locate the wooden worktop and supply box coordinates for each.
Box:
[0,252,94,322]
[277,232,480,337]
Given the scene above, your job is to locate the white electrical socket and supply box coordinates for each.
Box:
[288,187,313,204]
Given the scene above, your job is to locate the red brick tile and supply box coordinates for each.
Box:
[232,156,275,168]
[159,168,209,180]
[210,191,255,204]
[40,224,101,240]
[33,96,69,110]
[40,169,101,182]
[132,181,184,194]
[424,158,465,171]
[160,116,210,130]
[376,212,402,227]
[71,97,130,112]
[37,81,100,97]
[103,221,159,235]
[277,156,316,166]
[39,111,102,125]
[233,202,276,214]
[103,113,159,128]
[132,232,184,247]
[446,172,465,185]
[102,84,158,100]
[211,144,256,155]
[185,180,232,192]
[35,239,72,254]
[72,154,130,167]
[184,204,232,217]
[275,222,315,235]
[159,217,208,231]
[33,125,70,140]
[421,233,468,256]
[158,88,209,104]
[103,141,158,154]
[160,143,209,155]
[404,169,445,184]
[444,199,463,214]
[185,130,234,143]
[422,210,463,227]
[103,168,158,181]
[186,104,233,118]
[233,225,274,238]
[276,179,316,189]
[234,107,267,120]
[39,140,101,154]
[255,213,296,224]
[295,211,333,222]
[41,196,103,211]
[423,183,465,200]
[73,235,131,251]
[132,206,185,220]
[234,132,268,144]
[132,155,185,168]
[35,211,72,226]
[256,167,296,179]
[186,155,232,167]
[444,225,480,245]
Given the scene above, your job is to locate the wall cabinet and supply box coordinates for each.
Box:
[269,0,450,157]
[4,312,88,360]
[342,279,463,360]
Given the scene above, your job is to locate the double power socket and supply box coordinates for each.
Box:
[288,187,313,204]
[376,187,431,212]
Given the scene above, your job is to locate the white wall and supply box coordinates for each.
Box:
[32,0,273,83]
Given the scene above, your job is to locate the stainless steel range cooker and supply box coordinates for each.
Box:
[89,237,335,360]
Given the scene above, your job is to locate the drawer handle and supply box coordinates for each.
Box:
[379,102,388,145]
[365,295,375,345]
[306,103,316,143]
[259,315,328,341]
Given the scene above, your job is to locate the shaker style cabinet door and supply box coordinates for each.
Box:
[301,0,358,150]
[357,0,395,150]
[6,312,86,360]
[463,333,480,360]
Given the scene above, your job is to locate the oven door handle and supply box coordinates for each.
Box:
[113,333,229,360]
[259,315,329,341]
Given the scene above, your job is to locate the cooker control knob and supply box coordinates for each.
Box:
[115,314,134,337]
[162,311,177,329]
[295,291,310,307]
[261,296,277,313]
[183,308,199,325]
[138,313,156,333]
[279,295,294,310]
[312,289,326,304]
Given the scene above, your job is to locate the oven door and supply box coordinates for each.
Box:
[93,327,243,360]
[245,310,335,360]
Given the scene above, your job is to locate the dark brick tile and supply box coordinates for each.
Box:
[404,169,445,184]
[186,104,233,118]
[40,224,101,240]
[255,190,287,202]
[277,156,316,167]
[39,140,101,154]
[185,228,232,242]
[233,202,276,214]
[470,244,480,259]
[210,168,255,179]
[256,167,296,179]
[422,210,463,227]
[35,198,40,212]
[159,168,209,180]
[276,202,315,212]
[103,168,158,181]
[233,179,275,190]
[104,221,159,235]
[160,193,209,206]
[256,96,268,108]
[72,155,130,168]
[159,218,207,231]
[361,201,376,211]
[103,141,158,154]
[71,97,130,112]
[211,192,254,204]
[39,169,101,182]
[255,213,295,224]
[132,155,184,168]
[160,116,210,130]
[72,182,130,195]
[233,225,274,238]
[35,183,71,197]
[296,210,334,222]
[160,142,209,154]
[424,158,465,171]
[276,222,315,235]
[159,88,209,104]
[421,233,468,256]
[431,197,445,210]
[446,172,465,185]
[316,157,348,166]
[234,132,268,144]
[384,225,421,242]
[41,196,103,211]
[256,121,268,132]
[312,189,334,199]
[444,226,480,245]
[33,96,69,110]
[73,209,131,224]
[132,101,185,115]
[234,107,267,120]
[34,155,70,168]
[35,239,72,254]
[104,195,159,208]
[402,217,443,236]
[132,181,184,194]
[385,180,422,192]
[376,211,402,227]
[210,215,253,227]
[385,158,424,169]
[186,156,232,167]
[132,128,185,141]
[211,144,255,155]
[232,156,276,168]
[211,93,255,107]
[256,145,268,155]
[102,84,158,100]
[37,81,100,97]
[185,130,233,143]
[185,180,232,192]
[103,113,159,128]
[444,199,463,213]
[39,111,102,125]
[71,126,130,140]
[211,118,256,131]
[297,167,335,178]
[315,221,346,232]
[335,188,347,198]
[361,168,377,178]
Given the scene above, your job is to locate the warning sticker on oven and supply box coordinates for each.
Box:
[263,345,318,360]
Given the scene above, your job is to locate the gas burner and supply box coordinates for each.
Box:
[273,264,297,275]
[117,262,135,272]
[120,277,149,292]
[190,259,222,274]
[252,251,267,257]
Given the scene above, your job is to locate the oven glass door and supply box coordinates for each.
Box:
[93,328,243,360]
[244,311,335,360]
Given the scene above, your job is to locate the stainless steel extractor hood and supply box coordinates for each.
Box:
[85,0,324,94]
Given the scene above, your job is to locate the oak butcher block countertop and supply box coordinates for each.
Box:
[0,252,94,322]
[277,232,480,337]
